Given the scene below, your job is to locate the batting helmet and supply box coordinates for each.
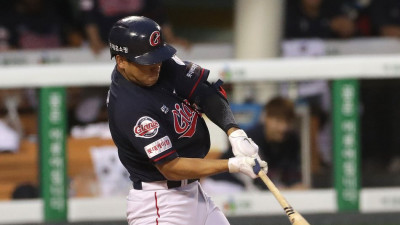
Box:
[108,16,176,65]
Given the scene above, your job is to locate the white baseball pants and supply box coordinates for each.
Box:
[126,181,230,225]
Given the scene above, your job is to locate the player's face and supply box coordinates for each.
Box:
[265,116,290,142]
[117,56,162,87]
[128,62,162,87]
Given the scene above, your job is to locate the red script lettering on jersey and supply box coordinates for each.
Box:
[135,121,158,135]
[172,101,198,138]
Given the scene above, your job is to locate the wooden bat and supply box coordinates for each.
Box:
[254,160,310,225]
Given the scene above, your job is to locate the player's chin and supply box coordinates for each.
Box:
[144,76,159,86]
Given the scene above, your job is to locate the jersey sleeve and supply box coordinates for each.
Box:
[160,55,210,103]
[123,110,179,164]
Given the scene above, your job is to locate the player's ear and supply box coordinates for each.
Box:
[116,55,128,69]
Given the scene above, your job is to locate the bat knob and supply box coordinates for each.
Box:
[253,158,261,174]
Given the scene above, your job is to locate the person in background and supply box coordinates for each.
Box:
[8,0,79,50]
[370,0,400,38]
[336,0,373,37]
[254,97,302,189]
[208,97,303,191]
[79,0,190,54]
[285,0,356,39]
[12,183,39,199]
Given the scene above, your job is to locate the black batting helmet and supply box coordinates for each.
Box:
[108,16,176,65]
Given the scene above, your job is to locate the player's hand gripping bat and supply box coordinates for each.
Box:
[253,160,311,225]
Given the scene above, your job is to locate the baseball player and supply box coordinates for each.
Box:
[107,16,268,225]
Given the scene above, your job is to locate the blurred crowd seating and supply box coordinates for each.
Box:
[0,138,115,200]
[0,0,190,53]
[0,0,400,53]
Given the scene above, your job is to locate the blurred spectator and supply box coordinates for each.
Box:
[0,119,20,153]
[370,0,400,38]
[79,0,190,54]
[285,0,356,39]
[205,97,303,193]
[67,86,109,131]
[337,0,373,36]
[12,183,39,199]
[0,92,22,153]
[6,0,80,50]
[280,81,331,168]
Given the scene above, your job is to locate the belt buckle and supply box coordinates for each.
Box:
[166,180,183,189]
[167,179,198,189]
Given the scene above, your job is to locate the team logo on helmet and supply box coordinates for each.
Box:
[149,31,161,47]
[134,116,160,138]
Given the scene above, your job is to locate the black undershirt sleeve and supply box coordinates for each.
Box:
[160,57,239,133]
[194,82,239,133]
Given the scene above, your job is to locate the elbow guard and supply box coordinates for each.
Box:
[195,80,239,133]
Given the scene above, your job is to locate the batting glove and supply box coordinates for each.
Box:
[228,156,268,179]
[229,129,265,162]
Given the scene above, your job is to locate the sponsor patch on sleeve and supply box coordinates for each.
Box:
[144,136,172,158]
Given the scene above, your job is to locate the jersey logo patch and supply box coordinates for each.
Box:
[149,31,161,47]
[134,116,160,138]
[144,136,172,158]
[172,100,198,138]
[161,105,169,114]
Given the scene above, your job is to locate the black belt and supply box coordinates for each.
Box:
[133,179,199,190]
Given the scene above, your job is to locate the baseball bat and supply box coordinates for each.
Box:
[258,170,310,225]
